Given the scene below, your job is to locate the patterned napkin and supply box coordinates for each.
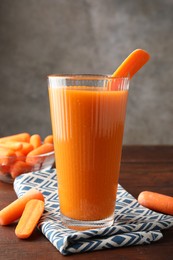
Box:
[14,169,173,255]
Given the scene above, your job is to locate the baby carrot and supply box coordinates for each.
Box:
[5,142,33,155]
[44,135,53,145]
[112,49,150,79]
[138,191,173,215]
[15,151,26,162]
[10,161,32,179]
[0,164,11,174]
[15,199,44,239]
[0,147,17,165]
[30,134,42,149]
[0,188,44,225]
[0,133,30,143]
[26,143,54,166]
[27,143,54,156]
[19,142,34,155]
[0,142,23,151]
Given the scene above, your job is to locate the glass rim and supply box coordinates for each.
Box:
[47,74,129,80]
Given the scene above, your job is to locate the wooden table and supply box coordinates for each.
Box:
[0,146,173,259]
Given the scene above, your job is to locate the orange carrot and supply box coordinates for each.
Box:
[138,191,173,215]
[0,188,44,225]
[5,141,33,155]
[0,142,23,151]
[10,161,32,179]
[44,135,53,145]
[0,147,17,165]
[27,143,54,156]
[0,164,11,174]
[30,134,42,149]
[15,199,44,239]
[112,49,150,79]
[26,143,54,166]
[19,142,33,155]
[0,133,30,143]
[15,151,26,162]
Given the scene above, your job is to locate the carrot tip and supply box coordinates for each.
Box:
[15,199,44,239]
[112,49,150,79]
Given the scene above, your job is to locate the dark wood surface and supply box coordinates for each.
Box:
[0,146,173,260]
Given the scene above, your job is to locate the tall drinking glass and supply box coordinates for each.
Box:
[48,74,129,230]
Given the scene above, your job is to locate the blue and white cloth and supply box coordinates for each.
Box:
[14,169,173,255]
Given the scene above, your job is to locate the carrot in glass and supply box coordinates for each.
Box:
[30,134,42,149]
[0,147,17,165]
[26,143,54,166]
[15,199,44,239]
[112,49,150,79]
[0,188,44,225]
[0,133,30,143]
[44,135,53,145]
[10,161,32,179]
[138,191,173,215]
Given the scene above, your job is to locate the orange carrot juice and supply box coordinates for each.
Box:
[48,75,129,229]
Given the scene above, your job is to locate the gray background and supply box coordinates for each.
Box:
[0,0,172,144]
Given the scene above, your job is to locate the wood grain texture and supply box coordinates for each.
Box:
[0,146,173,259]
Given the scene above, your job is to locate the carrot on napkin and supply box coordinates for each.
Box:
[15,199,44,239]
[0,188,44,225]
[138,191,173,215]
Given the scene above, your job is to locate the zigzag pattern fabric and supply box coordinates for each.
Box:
[14,169,173,255]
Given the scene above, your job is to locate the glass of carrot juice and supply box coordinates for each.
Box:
[48,74,129,230]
